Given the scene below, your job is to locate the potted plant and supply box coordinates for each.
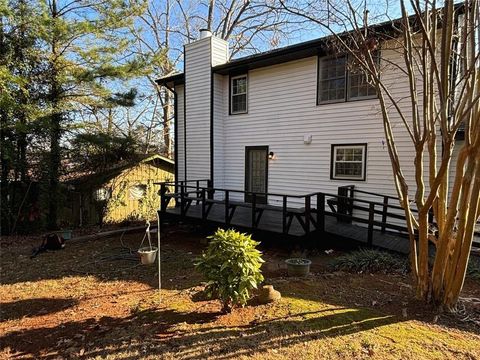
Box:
[137,221,158,265]
[285,258,312,277]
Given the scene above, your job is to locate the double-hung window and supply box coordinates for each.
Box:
[230,75,248,114]
[331,144,367,181]
[318,53,379,104]
[318,56,347,103]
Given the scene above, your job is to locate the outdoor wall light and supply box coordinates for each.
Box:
[268,151,276,160]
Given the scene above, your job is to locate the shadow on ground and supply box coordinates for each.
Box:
[1,225,479,359]
[0,304,396,359]
[0,298,78,322]
[0,226,204,290]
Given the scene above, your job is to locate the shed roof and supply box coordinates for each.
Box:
[65,154,174,186]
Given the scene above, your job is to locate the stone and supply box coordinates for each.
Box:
[257,285,281,304]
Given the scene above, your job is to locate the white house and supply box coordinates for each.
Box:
[156,24,473,248]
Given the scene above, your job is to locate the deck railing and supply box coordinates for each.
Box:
[156,180,427,244]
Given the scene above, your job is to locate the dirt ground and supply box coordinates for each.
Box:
[1,226,479,359]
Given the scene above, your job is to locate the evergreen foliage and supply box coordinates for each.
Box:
[0,0,146,232]
[195,229,264,312]
[331,249,410,275]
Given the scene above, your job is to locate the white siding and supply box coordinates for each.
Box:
[184,38,212,181]
[211,37,228,189]
[211,37,229,66]
[184,36,228,182]
[213,73,225,189]
[179,36,464,235]
[215,51,428,208]
[176,85,185,181]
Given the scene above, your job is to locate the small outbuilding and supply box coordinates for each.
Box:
[63,154,174,227]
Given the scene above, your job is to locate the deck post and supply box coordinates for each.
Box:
[337,186,352,223]
[160,183,167,213]
[207,179,213,199]
[174,180,179,207]
[368,203,375,246]
[348,186,354,219]
[381,196,389,233]
[282,195,287,234]
[252,193,257,228]
[305,195,311,234]
[317,193,325,233]
[201,188,206,220]
[196,180,200,205]
[180,184,185,217]
[225,190,230,226]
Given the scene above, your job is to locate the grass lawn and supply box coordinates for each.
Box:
[1,227,479,359]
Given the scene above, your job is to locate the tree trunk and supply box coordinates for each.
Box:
[46,0,62,230]
[0,113,12,235]
[47,110,61,230]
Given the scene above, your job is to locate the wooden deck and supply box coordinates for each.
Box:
[163,203,412,254]
[158,180,480,255]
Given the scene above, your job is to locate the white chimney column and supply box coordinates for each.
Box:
[183,34,228,182]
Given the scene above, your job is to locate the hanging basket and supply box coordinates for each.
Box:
[138,247,158,265]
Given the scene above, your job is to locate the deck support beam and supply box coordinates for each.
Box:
[317,193,325,233]
[368,203,375,246]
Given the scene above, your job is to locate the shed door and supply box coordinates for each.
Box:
[245,146,268,204]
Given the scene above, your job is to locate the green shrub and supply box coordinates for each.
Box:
[331,249,409,274]
[194,228,264,312]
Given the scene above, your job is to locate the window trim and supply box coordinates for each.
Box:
[317,55,347,105]
[330,143,367,181]
[244,145,269,204]
[347,52,380,101]
[229,74,248,115]
[317,53,379,105]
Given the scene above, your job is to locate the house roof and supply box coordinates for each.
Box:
[156,72,185,87]
[155,37,327,86]
[156,3,465,86]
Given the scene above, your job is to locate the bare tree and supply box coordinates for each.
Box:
[280,0,480,309]
[130,0,312,158]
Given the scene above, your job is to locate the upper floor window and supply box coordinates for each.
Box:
[231,74,248,114]
[318,53,378,104]
[318,56,347,103]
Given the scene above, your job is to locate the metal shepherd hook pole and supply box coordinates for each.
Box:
[157,209,161,298]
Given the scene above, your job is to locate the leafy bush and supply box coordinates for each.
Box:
[194,228,264,312]
[331,249,409,274]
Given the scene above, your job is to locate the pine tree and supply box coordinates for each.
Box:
[0,0,45,234]
[36,0,146,229]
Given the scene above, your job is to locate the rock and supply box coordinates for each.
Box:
[257,285,281,304]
